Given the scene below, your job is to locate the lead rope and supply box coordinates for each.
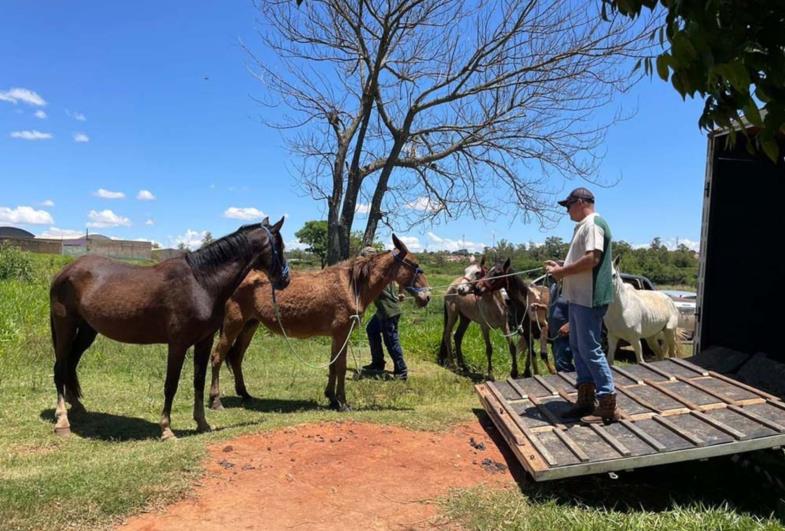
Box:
[270,272,362,370]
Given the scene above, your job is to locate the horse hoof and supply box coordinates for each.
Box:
[338,403,352,413]
[486,374,496,382]
[209,399,224,411]
[196,422,212,434]
[70,405,87,417]
[239,392,254,401]
[54,426,71,437]
[161,429,177,441]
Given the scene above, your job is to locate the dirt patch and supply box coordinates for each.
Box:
[120,420,517,530]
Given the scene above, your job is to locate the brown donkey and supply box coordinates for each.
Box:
[49,218,290,440]
[209,235,431,411]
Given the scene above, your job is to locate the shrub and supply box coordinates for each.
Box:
[0,242,34,281]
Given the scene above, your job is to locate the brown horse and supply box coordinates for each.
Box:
[209,235,431,411]
[476,258,555,376]
[49,218,290,440]
[439,257,550,379]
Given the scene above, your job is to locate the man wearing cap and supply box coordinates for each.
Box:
[544,187,619,424]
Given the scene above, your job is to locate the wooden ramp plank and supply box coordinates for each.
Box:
[476,369,785,482]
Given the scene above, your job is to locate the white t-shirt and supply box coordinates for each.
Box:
[562,213,607,307]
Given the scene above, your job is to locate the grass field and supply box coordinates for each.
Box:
[0,253,782,530]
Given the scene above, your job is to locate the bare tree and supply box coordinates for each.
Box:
[251,0,657,263]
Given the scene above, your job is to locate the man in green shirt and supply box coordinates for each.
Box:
[362,250,408,380]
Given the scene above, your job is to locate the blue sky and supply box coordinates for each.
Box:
[1,2,707,253]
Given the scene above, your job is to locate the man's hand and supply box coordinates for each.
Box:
[559,323,569,336]
[544,260,566,281]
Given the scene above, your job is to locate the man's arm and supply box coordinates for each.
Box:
[545,250,601,281]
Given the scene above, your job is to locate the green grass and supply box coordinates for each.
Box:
[0,258,782,530]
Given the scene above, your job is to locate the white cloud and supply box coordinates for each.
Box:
[394,235,423,252]
[405,196,443,212]
[224,207,266,221]
[38,227,83,239]
[173,229,207,250]
[426,231,486,253]
[41,199,55,207]
[93,188,125,199]
[355,203,371,214]
[73,132,89,143]
[137,190,156,201]
[87,209,131,228]
[34,110,47,119]
[0,206,54,225]
[285,238,309,251]
[0,87,46,106]
[66,109,86,121]
[145,219,155,226]
[10,130,52,140]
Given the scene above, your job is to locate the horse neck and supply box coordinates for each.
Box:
[193,254,259,305]
[354,253,399,312]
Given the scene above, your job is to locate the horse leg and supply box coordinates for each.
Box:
[160,343,187,441]
[228,321,259,400]
[517,333,532,378]
[51,313,77,436]
[439,301,454,367]
[193,335,214,434]
[324,332,342,408]
[632,338,645,364]
[480,325,494,380]
[327,331,350,411]
[539,325,556,374]
[644,334,665,361]
[65,322,97,416]
[454,314,471,372]
[606,335,619,365]
[663,328,678,358]
[507,337,518,380]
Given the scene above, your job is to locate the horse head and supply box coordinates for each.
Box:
[254,216,290,290]
[456,255,487,295]
[475,257,511,295]
[391,234,431,307]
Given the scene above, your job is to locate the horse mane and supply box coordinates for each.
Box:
[185,223,264,283]
[349,251,390,292]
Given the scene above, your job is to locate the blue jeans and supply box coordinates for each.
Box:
[553,336,575,372]
[366,314,407,375]
[568,303,614,396]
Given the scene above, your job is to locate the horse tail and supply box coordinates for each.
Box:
[676,327,690,342]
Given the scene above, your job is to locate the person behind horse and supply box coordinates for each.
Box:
[545,187,619,424]
[547,275,574,373]
[361,247,408,380]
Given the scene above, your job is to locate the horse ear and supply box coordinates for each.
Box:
[271,216,285,232]
[261,216,270,227]
[503,257,511,272]
[612,255,621,269]
[392,234,409,258]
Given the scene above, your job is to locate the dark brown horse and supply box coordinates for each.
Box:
[49,218,290,440]
[476,258,555,376]
[209,235,431,411]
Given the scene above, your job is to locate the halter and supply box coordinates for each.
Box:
[262,224,289,296]
[393,252,429,294]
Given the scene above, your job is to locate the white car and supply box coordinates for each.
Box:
[659,290,697,340]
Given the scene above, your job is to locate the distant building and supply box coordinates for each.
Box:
[0,226,152,260]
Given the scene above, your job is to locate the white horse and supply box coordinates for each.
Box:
[604,257,680,364]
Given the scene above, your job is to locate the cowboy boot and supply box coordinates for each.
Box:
[581,393,621,424]
[561,382,597,419]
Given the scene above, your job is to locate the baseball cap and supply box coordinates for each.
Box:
[557,187,595,206]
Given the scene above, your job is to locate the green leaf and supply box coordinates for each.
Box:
[761,138,779,162]
[742,100,762,126]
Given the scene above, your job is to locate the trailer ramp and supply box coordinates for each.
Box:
[476,358,785,481]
